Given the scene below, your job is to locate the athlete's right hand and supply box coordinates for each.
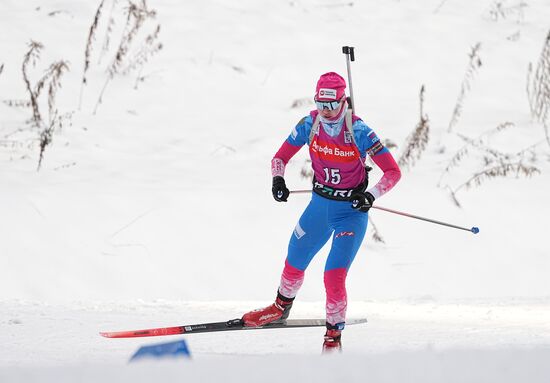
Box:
[350,191,375,212]
[272,176,290,202]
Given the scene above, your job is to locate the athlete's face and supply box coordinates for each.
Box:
[318,99,344,119]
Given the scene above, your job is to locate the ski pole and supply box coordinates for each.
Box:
[289,190,479,234]
[342,46,356,111]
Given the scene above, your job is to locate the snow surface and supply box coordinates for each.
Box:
[1,0,550,381]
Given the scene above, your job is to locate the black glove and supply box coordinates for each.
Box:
[350,191,375,212]
[272,176,290,202]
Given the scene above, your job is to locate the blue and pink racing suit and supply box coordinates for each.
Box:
[271,104,401,327]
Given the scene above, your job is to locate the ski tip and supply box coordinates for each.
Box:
[100,331,126,338]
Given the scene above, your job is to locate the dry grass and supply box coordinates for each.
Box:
[107,1,157,77]
[22,40,44,127]
[46,62,70,121]
[300,159,314,180]
[121,24,162,77]
[487,0,528,23]
[93,0,161,114]
[433,0,450,13]
[448,43,482,133]
[19,40,71,170]
[369,219,385,244]
[453,161,539,196]
[5,0,162,170]
[78,0,162,113]
[439,122,514,184]
[37,60,71,170]
[38,110,73,171]
[3,99,31,108]
[99,0,120,65]
[398,85,430,170]
[527,29,550,147]
[439,122,541,207]
[291,97,314,109]
[79,0,107,109]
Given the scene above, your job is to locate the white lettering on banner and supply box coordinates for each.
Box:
[334,147,355,157]
[311,141,333,155]
[312,141,355,158]
[333,190,352,198]
[318,88,337,100]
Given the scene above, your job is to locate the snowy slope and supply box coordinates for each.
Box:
[1,0,550,380]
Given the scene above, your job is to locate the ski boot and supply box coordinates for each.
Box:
[241,291,294,327]
[322,323,344,353]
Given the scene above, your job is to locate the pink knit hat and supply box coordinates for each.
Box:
[315,72,346,101]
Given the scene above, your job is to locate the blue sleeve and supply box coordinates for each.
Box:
[286,115,313,147]
[352,119,389,158]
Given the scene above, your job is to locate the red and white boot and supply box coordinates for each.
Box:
[242,292,294,327]
[322,324,343,353]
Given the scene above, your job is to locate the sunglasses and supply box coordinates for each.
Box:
[314,98,343,111]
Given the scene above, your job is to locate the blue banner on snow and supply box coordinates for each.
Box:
[129,339,191,362]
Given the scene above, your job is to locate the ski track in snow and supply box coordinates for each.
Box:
[1,299,549,361]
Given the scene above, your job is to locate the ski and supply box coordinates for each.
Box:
[100,318,367,339]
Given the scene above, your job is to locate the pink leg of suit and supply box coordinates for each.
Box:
[278,261,348,326]
[324,268,348,325]
[278,260,305,298]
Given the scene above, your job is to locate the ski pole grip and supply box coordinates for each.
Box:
[342,46,355,61]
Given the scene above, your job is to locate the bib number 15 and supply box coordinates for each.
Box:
[323,168,341,185]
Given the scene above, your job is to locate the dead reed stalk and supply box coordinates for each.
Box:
[94,0,159,114]
[3,99,32,108]
[79,0,107,110]
[453,161,539,195]
[37,110,72,171]
[527,29,550,147]
[369,219,385,244]
[19,40,71,170]
[37,60,70,170]
[398,85,430,170]
[108,1,157,77]
[438,122,514,187]
[99,0,120,64]
[487,0,527,23]
[121,24,162,76]
[21,40,44,127]
[448,43,482,133]
[46,61,70,123]
[440,122,540,207]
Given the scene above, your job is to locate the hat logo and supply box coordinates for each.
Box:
[318,88,337,100]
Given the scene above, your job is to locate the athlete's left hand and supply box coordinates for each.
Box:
[350,191,375,212]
